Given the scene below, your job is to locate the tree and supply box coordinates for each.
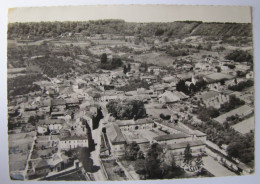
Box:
[145,143,164,179]
[144,143,184,179]
[125,142,140,160]
[176,80,189,95]
[225,49,253,63]
[106,100,146,120]
[100,53,107,64]
[127,63,131,72]
[123,65,127,74]
[184,143,192,164]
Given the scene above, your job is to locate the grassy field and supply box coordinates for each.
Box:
[135,52,175,66]
[8,131,35,171]
[231,116,254,134]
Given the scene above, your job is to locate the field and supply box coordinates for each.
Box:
[135,52,175,66]
[145,103,172,119]
[231,116,254,134]
[8,131,35,171]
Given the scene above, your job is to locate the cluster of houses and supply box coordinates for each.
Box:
[8,48,254,180]
[102,117,206,159]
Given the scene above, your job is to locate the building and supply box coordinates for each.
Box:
[159,91,189,104]
[34,159,50,177]
[105,123,126,156]
[59,136,88,150]
[117,118,155,132]
[65,98,80,109]
[140,75,157,83]
[197,90,230,109]
[167,140,206,157]
[37,119,65,134]
[51,99,66,112]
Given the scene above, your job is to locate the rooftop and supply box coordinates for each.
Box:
[197,90,220,101]
[159,91,189,103]
[60,135,88,141]
[204,72,234,82]
[154,133,191,142]
[51,99,66,106]
[106,123,126,144]
[38,119,65,125]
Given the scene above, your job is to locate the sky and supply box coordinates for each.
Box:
[8,5,252,23]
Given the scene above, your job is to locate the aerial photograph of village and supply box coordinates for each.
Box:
[7,5,254,181]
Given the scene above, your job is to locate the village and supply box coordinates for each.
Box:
[7,20,254,181]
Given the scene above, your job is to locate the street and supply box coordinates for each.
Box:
[89,103,109,181]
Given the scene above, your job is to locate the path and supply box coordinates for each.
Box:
[202,156,236,177]
[89,103,109,181]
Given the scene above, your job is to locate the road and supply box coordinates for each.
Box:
[202,156,236,177]
[89,103,109,181]
[24,132,37,179]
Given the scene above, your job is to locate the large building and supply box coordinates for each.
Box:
[196,90,230,109]
[59,136,88,150]
[105,123,126,156]
[116,118,155,132]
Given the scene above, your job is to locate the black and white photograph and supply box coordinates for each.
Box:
[5,4,256,182]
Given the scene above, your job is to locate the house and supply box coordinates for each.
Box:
[47,153,65,172]
[37,119,65,134]
[126,72,134,77]
[51,111,66,119]
[105,123,126,156]
[159,91,189,104]
[129,62,141,73]
[100,90,125,102]
[39,99,51,113]
[59,136,88,150]
[195,62,212,71]
[163,75,179,84]
[34,159,50,177]
[51,99,66,111]
[65,98,80,109]
[37,125,48,135]
[147,66,163,75]
[196,90,230,109]
[151,84,169,95]
[177,72,194,81]
[141,75,157,83]
[70,118,88,136]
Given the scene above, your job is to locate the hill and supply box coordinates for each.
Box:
[8,20,252,38]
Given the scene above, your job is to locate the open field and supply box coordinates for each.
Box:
[145,104,172,119]
[8,131,35,171]
[231,116,254,134]
[135,52,174,66]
